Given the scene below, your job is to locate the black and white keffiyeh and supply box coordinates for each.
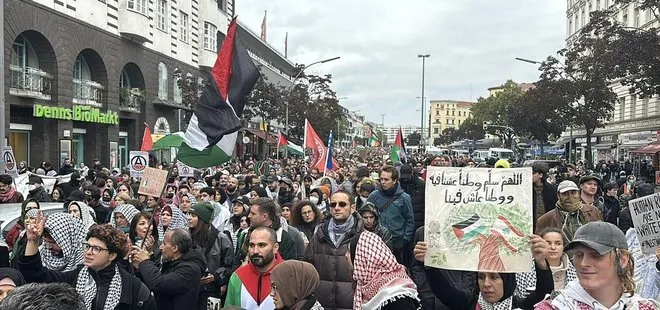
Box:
[69,201,97,232]
[76,265,122,310]
[39,213,85,272]
[109,204,139,228]
[157,206,188,241]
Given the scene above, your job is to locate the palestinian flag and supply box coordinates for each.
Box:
[178,18,259,168]
[368,128,381,147]
[277,132,304,156]
[452,214,489,242]
[389,127,407,163]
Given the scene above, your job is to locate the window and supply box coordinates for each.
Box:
[619,97,626,121]
[204,22,218,51]
[635,8,640,27]
[435,110,439,116]
[433,128,438,134]
[452,110,455,116]
[581,10,586,26]
[180,12,189,43]
[446,110,450,116]
[569,20,573,34]
[156,0,167,32]
[120,69,131,89]
[622,12,628,26]
[217,0,226,12]
[127,0,147,15]
[596,0,601,10]
[158,62,168,100]
[173,73,182,103]
[631,95,637,118]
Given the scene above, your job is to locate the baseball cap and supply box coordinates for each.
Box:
[266,175,279,183]
[557,180,579,193]
[231,196,251,207]
[279,177,293,187]
[564,221,628,255]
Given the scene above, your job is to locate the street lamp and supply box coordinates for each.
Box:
[285,56,341,135]
[515,56,573,162]
[380,114,386,146]
[418,54,430,148]
[416,96,426,147]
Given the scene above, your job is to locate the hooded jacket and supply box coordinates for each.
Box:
[366,183,415,242]
[357,203,393,249]
[535,280,660,309]
[200,227,234,293]
[27,185,51,203]
[138,246,207,310]
[225,253,285,309]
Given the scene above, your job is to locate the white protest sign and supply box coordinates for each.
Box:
[424,166,533,273]
[629,192,660,254]
[129,151,149,178]
[16,172,72,197]
[177,162,194,177]
[2,147,18,178]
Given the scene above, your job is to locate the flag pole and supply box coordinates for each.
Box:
[140,157,178,250]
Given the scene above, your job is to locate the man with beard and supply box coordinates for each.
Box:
[277,177,295,206]
[225,226,283,310]
[265,175,279,200]
[536,180,602,241]
[225,177,240,202]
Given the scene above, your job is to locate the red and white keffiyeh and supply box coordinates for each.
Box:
[352,231,419,310]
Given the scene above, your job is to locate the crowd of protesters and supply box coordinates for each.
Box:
[0,149,656,309]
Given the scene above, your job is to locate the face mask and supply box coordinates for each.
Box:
[309,196,319,204]
[27,185,36,191]
[102,197,111,202]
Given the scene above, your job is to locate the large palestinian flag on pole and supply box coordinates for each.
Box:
[278,132,304,156]
[178,18,259,168]
[368,128,381,147]
[389,127,407,163]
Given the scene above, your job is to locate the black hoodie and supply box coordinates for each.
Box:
[137,246,207,310]
[357,203,393,249]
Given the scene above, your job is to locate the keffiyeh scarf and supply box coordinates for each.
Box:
[40,213,85,272]
[109,204,139,229]
[476,294,513,310]
[76,265,122,310]
[353,231,419,310]
[70,201,97,232]
[0,186,17,202]
[157,206,188,241]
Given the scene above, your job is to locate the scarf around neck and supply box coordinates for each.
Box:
[555,200,587,241]
[476,294,513,310]
[0,186,17,202]
[76,264,122,310]
[353,231,419,310]
[328,214,354,247]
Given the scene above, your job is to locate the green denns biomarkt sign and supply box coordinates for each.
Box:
[33,104,119,125]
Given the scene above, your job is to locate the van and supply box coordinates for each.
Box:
[489,148,514,160]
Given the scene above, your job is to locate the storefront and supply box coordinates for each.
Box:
[619,131,656,160]
[593,134,618,163]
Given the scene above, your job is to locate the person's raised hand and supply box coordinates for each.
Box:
[529,234,549,269]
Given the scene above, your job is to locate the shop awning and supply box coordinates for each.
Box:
[631,142,660,154]
[245,129,277,144]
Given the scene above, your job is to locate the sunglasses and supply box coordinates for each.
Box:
[329,201,350,208]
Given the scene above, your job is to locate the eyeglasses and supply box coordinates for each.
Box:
[83,242,109,255]
[329,201,349,208]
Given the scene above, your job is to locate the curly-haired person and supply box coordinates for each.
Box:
[15,219,156,310]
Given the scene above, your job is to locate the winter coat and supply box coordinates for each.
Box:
[619,207,634,233]
[304,212,364,310]
[535,204,602,235]
[200,227,234,292]
[409,227,452,310]
[602,195,621,225]
[26,187,51,203]
[16,253,155,310]
[358,203,393,249]
[366,183,415,242]
[400,177,425,231]
[532,181,558,232]
[138,246,207,310]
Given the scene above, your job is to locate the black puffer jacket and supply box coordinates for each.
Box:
[400,177,425,230]
[138,246,207,310]
[304,212,363,310]
[17,253,155,310]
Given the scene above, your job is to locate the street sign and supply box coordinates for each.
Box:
[2,146,18,178]
[129,151,149,178]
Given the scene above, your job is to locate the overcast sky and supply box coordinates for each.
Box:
[235,1,566,127]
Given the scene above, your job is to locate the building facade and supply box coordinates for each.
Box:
[381,125,421,145]
[562,0,660,163]
[5,0,295,169]
[428,100,474,141]
[337,107,366,147]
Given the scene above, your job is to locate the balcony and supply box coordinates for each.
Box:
[73,79,104,107]
[117,5,151,43]
[9,65,53,100]
[119,88,144,112]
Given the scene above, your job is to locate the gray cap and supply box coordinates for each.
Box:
[564,221,628,255]
[557,180,579,193]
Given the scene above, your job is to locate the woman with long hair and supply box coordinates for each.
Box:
[6,199,40,252]
[68,201,97,232]
[156,205,188,241]
[188,202,234,309]
[536,222,660,309]
[128,212,160,261]
[290,201,322,241]
[228,197,249,249]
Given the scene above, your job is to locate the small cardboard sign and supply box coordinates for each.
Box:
[138,167,168,197]
[2,147,18,178]
[129,151,149,178]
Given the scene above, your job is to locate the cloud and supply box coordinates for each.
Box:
[235,0,565,126]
